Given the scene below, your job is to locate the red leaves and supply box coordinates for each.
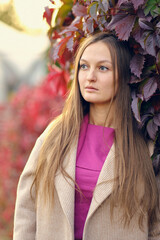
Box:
[72,3,87,17]
[116,15,136,40]
[139,18,153,31]
[131,96,142,123]
[109,14,136,40]
[53,35,74,62]
[135,18,158,57]
[145,33,156,56]
[131,0,145,10]
[143,77,158,101]
[43,7,54,26]
[147,118,158,140]
[45,65,70,96]
[45,0,160,170]
[130,54,145,78]
[0,67,68,236]
[117,0,145,10]
[108,2,137,40]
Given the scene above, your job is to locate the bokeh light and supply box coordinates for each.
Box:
[13,0,62,32]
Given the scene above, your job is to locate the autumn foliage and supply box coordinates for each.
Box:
[44,0,160,173]
[0,0,160,239]
[0,67,69,239]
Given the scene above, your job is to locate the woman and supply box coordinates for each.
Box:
[13,32,160,240]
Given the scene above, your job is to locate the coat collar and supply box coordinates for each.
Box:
[54,115,115,233]
[86,142,115,220]
[54,142,115,233]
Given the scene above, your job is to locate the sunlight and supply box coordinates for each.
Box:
[0,0,10,3]
[13,0,62,32]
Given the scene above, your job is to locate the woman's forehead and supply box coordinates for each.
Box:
[80,41,112,63]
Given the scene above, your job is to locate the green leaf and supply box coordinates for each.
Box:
[153,6,160,15]
[150,5,157,17]
[61,0,73,4]
[145,0,157,6]
[55,3,72,26]
[88,2,98,20]
[144,0,160,16]
[144,4,153,16]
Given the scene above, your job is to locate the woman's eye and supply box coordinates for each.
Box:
[80,64,88,70]
[99,66,108,71]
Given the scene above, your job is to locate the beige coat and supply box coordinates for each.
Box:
[13,129,160,240]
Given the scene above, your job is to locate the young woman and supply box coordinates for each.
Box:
[13,32,160,240]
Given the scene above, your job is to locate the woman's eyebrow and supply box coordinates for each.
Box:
[80,58,112,64]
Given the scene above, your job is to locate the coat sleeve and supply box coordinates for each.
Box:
[13,135,44,240]
[148,172,160,240]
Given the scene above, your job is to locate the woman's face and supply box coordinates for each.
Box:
[78,41,117,108]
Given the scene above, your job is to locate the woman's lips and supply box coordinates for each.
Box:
[85,86,98,91]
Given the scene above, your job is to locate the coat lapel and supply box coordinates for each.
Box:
[86,143,115,220]
[54,115,116,232]
[54,142,77,232]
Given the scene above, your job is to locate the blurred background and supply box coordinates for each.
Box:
[0,0,58,102]
[0,0,65,239]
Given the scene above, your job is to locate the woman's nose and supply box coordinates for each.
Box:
[86,68,97,81]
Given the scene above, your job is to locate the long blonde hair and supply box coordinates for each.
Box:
[32,32,159,227]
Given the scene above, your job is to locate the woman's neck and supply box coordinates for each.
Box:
[89,103,115,128]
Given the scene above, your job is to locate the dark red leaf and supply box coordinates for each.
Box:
[131,96,142,122]
[155,34,160,48]
[130,54,145,78]
[58,36,72,56]
[147,119,158,140]
[108,13,126,29]
[130,75,143,84]
[52,31,61,40]
[143,77,158,101]
[132,25,145,49]
[153,113,160,127]
[117,0,129,7]
[145,33,156,56]
[59,48,72,66]
[139,18,153,30]
[60,26,78,35]
[72,3,87,17]
[131,0,145,10]
[116,15,136,40]
[53,36,71,61]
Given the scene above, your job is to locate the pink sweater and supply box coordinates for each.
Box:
[74,115,115,239]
